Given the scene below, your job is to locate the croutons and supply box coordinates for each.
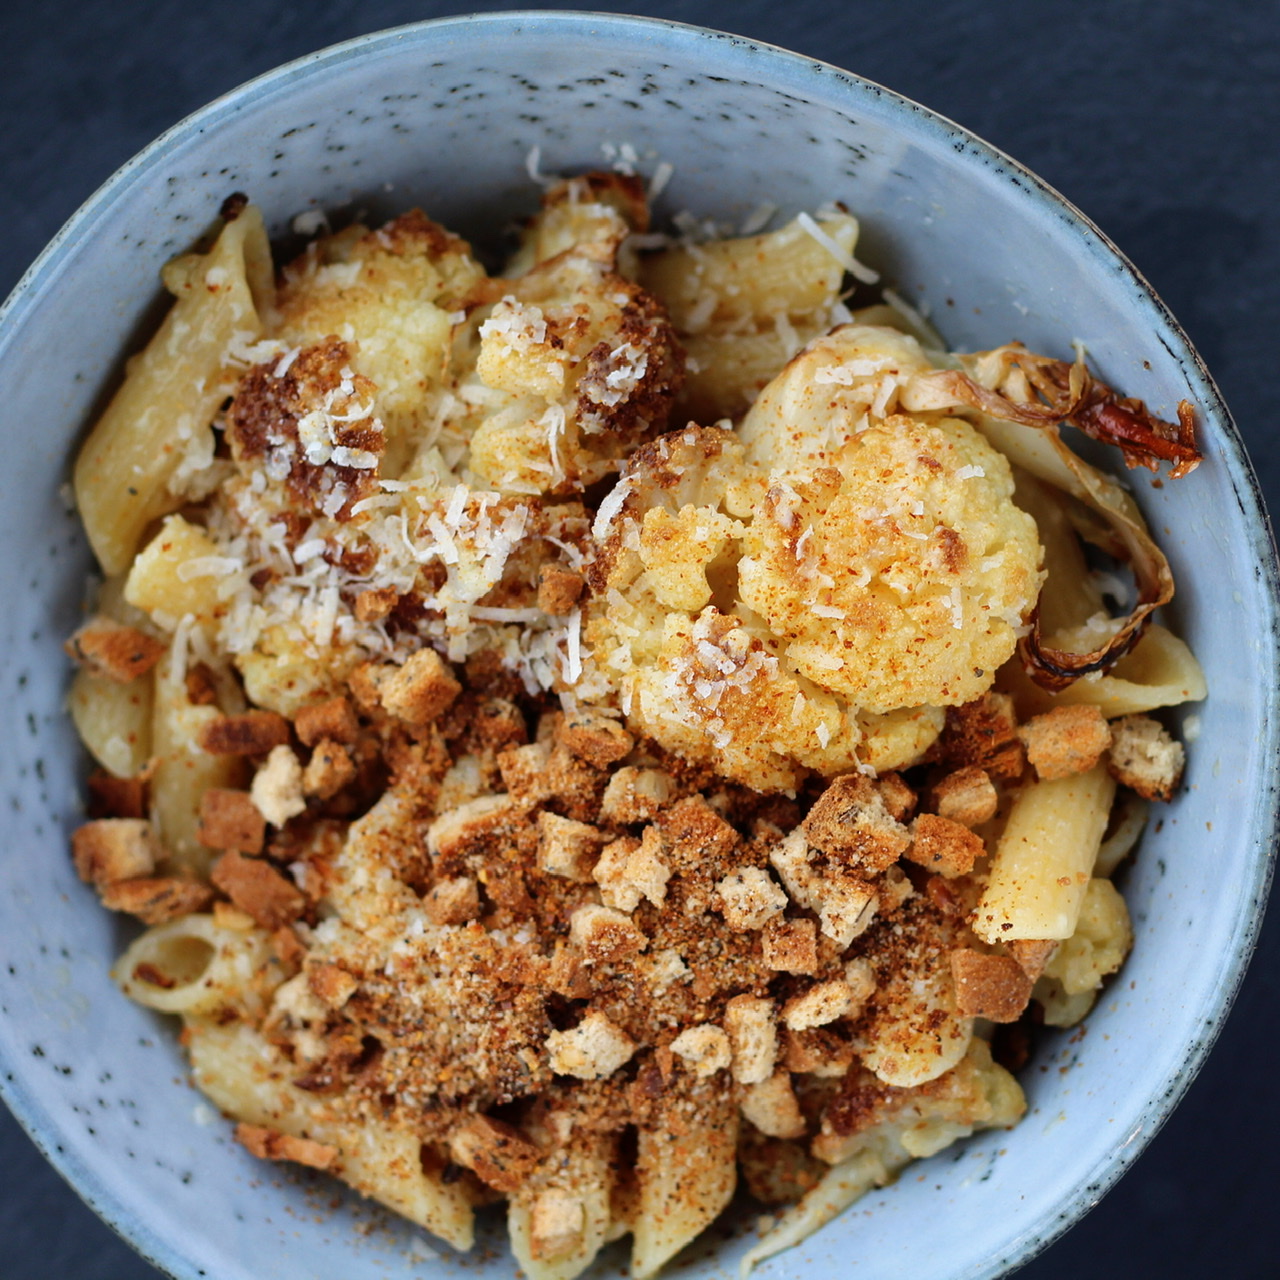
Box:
[555,707,633,768]
[536,812,605,882]
[592,829,670,912]
[802,774,911,874]
[353,649,461,728]
[669,1024,732,1078]
[949,948,1033,1022]
[930,765,998,827]
[198,711,291,755]
[198,789,266,853]
[100,877,214,925]
[294,696,359,747]
[537,563,586,616]
[1019,705,1112,780]
[529,1189,587,1262]
[449,1115,541,1193]
[905,813,984,878]
[85,770,148,820]
[210,851,305,930]
[545,1011,636,1079]
[235,1123,336,1170]
[302,738,356,799]
[940,692,1025,779]
[71,819,158,886]
[761,917,818,975]
[307,962,359,1009]
[65,616,165,683]
[724,995,778,1085]
[740,1071,807,1139]
[599,766,674,824]
[568,903,647,963]
[782,979,857,1031]
[715,866,788,930]
[353,586,399,624]
[1107,714,1185,801]
[424,876,481,926]
[250,745,307,827]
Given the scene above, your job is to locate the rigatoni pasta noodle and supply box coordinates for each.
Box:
[64,168,1204,1278]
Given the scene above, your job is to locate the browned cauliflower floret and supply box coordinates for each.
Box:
[738,414,1040,713]
[455,177,684,496]
[584,328,1043,791]
[273,211,486,477]
[639,213,861,424]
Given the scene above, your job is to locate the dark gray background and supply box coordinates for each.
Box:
[1,2,1276,1277]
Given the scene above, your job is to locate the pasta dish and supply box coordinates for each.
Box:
[64,172,1204,1278]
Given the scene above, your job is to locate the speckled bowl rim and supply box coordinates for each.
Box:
[1,11,1277,1280]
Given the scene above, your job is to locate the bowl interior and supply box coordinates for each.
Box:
[0,13,1274,1280]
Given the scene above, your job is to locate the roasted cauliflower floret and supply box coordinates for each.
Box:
[640,213,862,424]
[273,211,486,476]
[455,179,683,497]
[505,171,650,278]
[585,328,1043,791]
[737,324,935,474]
[738,414,1041,713]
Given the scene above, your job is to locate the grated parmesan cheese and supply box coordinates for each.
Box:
[795,211,880,285]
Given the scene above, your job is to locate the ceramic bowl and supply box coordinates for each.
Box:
[0,12,1275,1280]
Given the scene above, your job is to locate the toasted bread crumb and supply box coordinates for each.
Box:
[599,766,674,824]
[1007,938,1058,981]
[740,1071,807,1139]
[670,1024,732,1077]
[715,866,787,930]
[251,745,307,827]
[555,707,633,768]
[210,850,305,929]
[568,903,647,963]
[782,978,856,1031]
[1107,714,1185,801]
[425,876,481,926]
[353,586,399,624]
[294,696,359,747]
[1019,705,1112,780]
[307,961,359,1009]
[905,812,984,878]
[529,1188,586,1261]
[545,1010,636,1079]
[762,918,818,974]
[950,948,1033,1021]
[85,770,148,820]
[358,649,461,728]
[302,738,356,799]
[802,774,911,873]
[71,819,158,886]
[940,692,1024,779]
[537,563,586,616]
[198,789,266,853]
[593,827,670,911]
[724,995,778,1085]
[930,765,999,827]
[100,877,214,925]
[235,1123,337,1170]
[66,616,165,683]
[198,711,291,755]
[449,1115,541,1193]
[536,812,604,882]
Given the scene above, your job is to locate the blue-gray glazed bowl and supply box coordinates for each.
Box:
[0,12,1274,1280]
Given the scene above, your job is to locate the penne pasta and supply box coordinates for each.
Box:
[972,765,1116,944]
[73,206,273,575]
